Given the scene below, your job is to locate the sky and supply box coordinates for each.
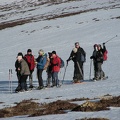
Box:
[0,0,120,120]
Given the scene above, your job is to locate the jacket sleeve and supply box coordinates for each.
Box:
[67,51,76,62]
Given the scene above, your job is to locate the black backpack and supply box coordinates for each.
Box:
[81,53,86,62]
[60,58,65,68]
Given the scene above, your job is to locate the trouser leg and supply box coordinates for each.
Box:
[20,75,28,90]
[29,71,33,86]
[52,72,59,86]
[37,69,43,87]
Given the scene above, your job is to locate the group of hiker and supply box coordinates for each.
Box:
[15,42,107,92]
[15,49,62,92]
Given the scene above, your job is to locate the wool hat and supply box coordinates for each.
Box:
[72,48,77,53]
[27,49,32,52]
[17,52,23,57]
[75,42,79,46]
[52,51,56,54]
[93,44,98,47]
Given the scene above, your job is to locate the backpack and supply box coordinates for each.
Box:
[60,58,64,68]
[81,53,86,63]
[103,50,108,61]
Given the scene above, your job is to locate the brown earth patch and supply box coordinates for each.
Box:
[68,97,90,102]
[72,96,120,112]
[29,100,77,117]
[0,99,77,118]
[0,102,4,104]
[72,101,110,112]
[0,96,119,118]
[0,0,120,30]
[77,118,109,120]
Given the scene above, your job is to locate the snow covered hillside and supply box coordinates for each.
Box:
[0,0,120,120]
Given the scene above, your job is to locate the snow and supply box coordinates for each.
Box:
[0,0,120,119]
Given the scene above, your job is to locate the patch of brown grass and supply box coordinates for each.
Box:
[0,96,119,118]
[0,100,40,118]
[29,100,78,117]
[72,96,120,112]
[77,118,109,120]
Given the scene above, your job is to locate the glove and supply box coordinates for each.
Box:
[103,43,105,46]
[66,59,69,65]
[90,56,93,59]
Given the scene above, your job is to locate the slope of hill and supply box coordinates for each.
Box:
[0,0,120,120]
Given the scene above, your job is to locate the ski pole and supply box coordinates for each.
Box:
[76,61,83,80]
[89,59,92,80]
[62,63,68,84]
[10,69,12,93]
[104,35,117,44]
[9,69,11,93]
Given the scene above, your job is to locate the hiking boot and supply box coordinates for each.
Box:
[46,84,51,88]
[19,89,25,92]
[37,86,44,90]
[93,77,100,80]
[29,85,34,88]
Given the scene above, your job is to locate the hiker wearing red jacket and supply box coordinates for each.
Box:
[24,49,35,88]
[51,51,61,87]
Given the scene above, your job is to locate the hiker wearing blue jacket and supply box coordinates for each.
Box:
[36,49,47,89]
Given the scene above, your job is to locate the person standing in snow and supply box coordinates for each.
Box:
[24,49,35,89]
[15,52,23,92]
[90,43,106,80]
[51,51,61,87]
[36,49,47,89]
[44,52,53,87]
[67,42,86,83]
[15,52,30,92]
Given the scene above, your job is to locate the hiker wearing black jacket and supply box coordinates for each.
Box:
[67,42,86,83]
[90,43,106,80]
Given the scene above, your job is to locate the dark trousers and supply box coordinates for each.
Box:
[46,71,52,86]
[15,73,28,91]
[52,72,59,86]
[37,69,43,87]
[29,70,33,86]
[93,62,105,78]
[20,75,28,90]
[16,72,21,85]
[73,62,83,80]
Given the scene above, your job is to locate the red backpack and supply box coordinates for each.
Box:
[103,50,108,61]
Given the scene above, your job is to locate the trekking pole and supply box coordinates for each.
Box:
[62,63,68,84]
[10,69,13,93]
[104,35,117,44]
[89,59,92,80]
[76,61,83,80]
[9,69,11,93]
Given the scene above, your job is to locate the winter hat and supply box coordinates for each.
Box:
[27,49,32,52]
[17,52,23,57]
[93,44,98,48]
[75,42,79,46]
[52,51,56,54]
[93,44,98,51]
[72,48,77,53]
[38,49,44,55]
